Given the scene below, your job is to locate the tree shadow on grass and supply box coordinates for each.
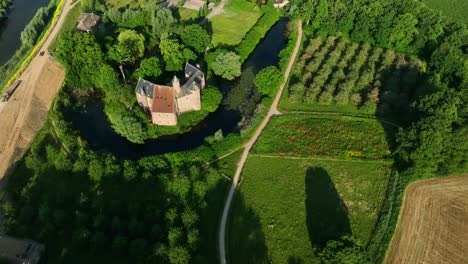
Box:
[305,167,351,247]
[228,191,269,264]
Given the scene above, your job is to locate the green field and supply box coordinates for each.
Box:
[253,115,395,160]
[210,0,261,46]
[228,156,392,263]
[178,7,199,21]
[423,0,468,24]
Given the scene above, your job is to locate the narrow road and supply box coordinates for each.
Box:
[199,0,225,25]
[0,0,74,180]
[218,21,303,264]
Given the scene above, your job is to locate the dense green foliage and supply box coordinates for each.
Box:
[253,115,394,160]
[229,156,392,263]
[211,51,241,80]
[3,125,229,264]
[254,66,283,97]
[133,57,163,81]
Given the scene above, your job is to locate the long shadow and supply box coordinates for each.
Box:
[228,192,269,264]
[305,167,351,247]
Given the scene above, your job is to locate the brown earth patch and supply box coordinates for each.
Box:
[385,175,468,264]
[0,57,64,181]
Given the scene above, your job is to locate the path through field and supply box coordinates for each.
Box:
[218,21,303,264]
[0,0,74,182]
[385,175,468,264]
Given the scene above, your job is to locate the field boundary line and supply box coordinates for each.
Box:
[250,153,393,164]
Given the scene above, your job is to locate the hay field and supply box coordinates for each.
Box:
[385,175,468,264]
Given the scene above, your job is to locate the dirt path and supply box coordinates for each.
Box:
[199,0,225,25]
[218,21,303,264]
[385,175,468,264]
[0,0,73,182]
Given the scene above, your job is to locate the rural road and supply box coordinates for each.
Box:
[0,0,74,181]
[218,20,303,264]
[199,0,225,25]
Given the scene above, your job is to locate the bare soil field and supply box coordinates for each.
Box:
[385,175,468,264]
[0,57,64,181]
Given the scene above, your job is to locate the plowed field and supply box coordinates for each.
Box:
[385,175,468,264]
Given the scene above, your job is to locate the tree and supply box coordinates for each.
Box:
[134,57,163,81]
[201,86,223,112]
[181,24,211,53]
[211,51,241,80]
[254,66,283,97]
[152,8,176,38]
[319,236,371,264]
[106,112,147,144]
[160,39,196,71]
[109,30,145,64]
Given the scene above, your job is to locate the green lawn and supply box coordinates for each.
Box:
[253,115,395,160]
[178,7,199,21]
[423,0,468,24]
[210,0,262,46]
[228,156,392,263]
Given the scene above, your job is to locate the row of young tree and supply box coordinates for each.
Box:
[288,36,422,116]
[4,128,226,263]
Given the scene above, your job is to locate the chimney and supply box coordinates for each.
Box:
[172,75,180,94]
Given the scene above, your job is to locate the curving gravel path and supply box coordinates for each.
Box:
[218,20,303,264]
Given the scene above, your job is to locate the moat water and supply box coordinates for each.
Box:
[74,18,289,159]
[0,0,50,65]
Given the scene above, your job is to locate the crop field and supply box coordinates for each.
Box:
[210,0,261,46]
[228,156,392,263]
[385,175,468,264]
[253,115,394,160]
[281,36,423,115]
[423,0,468,24]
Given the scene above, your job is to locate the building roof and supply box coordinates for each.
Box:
[77,13,101,32]
[152,85,176,113]
[136,78,155,98]
[0,236,44,264]
[178,63,204,97]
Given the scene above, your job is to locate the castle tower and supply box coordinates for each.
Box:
[172,75,181,94]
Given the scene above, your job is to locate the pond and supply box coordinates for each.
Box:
[74,18,289,160]
[0,0,50,65]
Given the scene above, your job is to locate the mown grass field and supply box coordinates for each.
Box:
[210,0,261,46]
[423,0,468,24]
[228,156,392,263]
[178,7,199,21]
[253,115,395,160]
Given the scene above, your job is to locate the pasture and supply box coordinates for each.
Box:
[423,0,468,24]
[210,0,261,46]
[228,156,392,263]
[253,115,395,160]
[385,175,468,264]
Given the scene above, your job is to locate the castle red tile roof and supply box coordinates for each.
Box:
[152,85,175,113]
